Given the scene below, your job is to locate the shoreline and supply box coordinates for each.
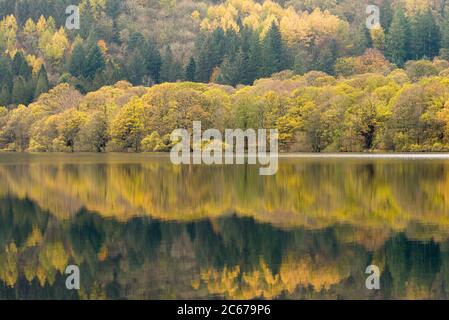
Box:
[2,151,449,159]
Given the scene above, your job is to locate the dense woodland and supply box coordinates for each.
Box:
[3,65,449,152]
[1,0,449,152]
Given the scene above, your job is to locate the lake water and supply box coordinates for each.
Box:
[1,153,449,299]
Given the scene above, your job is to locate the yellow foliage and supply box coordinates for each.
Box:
[0,243,18,287]
[26,54,44,74]
[198,255,346,299]
[0,15,18,52]
[23,18,36,36]
[41,27,69,61]
[36,15,47,34]
[26,227,43,247]
[201,0,346,46]
[42,243,69,273]
[80,0,107,19]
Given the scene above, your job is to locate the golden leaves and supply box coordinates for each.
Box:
[0,15,18,52]
[197,255,347,299]
[200,0,346,45]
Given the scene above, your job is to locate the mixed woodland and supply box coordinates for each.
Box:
[1,0,449,151]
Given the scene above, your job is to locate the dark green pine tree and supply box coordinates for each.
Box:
[18,60,32,82]
[380,0,394,31]
[261,22,283,77]
[12,76,26,105]
[160,46,182,82]
[441,14,449,50]
[210,28,227,67]
[238,27,252,85]
[353,23,372,56]
[247,32,262,84]
[106,0,122,42]
[185,57,196,82]
[144,40,162,84]
[69,41,87,77]
[196,28,227,83]
[0,55,13,90]
[195,39,212,83]
[92,70,107,91]
[106,0,122,19]
[218,53,240,86]
[410,9,440,59]
[315,39,337,75]
[34,65,50,99]
[195,39,213,83]
[84,42,106,80]
[103,60,121,85]
[385,8,411,66]
[13,51,32,81]
[128,32,145,51]
[79,4,95,39]
[224,28,240,58]
[440,14,449,58]
[0,84,10,106]
[127,52,145,85]
[12,51,26,75]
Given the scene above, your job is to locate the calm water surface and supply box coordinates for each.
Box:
[1,153,449,299]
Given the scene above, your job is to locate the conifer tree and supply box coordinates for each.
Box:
[160,46,181,82]
[185,57,196,82]
[441,15,449,50]
[12,76,26,104]
[34,64,49,98]
[353,23,372,56]
[218,53,240,86]
[196,28,227,83]
[144,40,162,84]
[0,84,10,106]
[13,51,31,81]
[128,32,145,51]
[261,22,283,77]
[410,10,440,59]
[0,55,13,89]
[385,8,411,66]
[85,41,105,80]
[69,41,87,77]
[247,33,262,84]
[380,0,393,31]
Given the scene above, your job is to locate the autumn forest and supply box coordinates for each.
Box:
[2,0,449,301]
[1,0,449,152]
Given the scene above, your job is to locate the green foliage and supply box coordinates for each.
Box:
[1,0,449,104]
[68,41,87,78]
[0,0,448,152]
[405,60,439,81]
[11,76,27,105]
[385,8,411,66]
[0,84,10,106]
[34,64,49,99]
[261,22,283,78]
[185,57,196,82]
[410,9,440,60]
[84,42,105,80]
[160,46,182,83]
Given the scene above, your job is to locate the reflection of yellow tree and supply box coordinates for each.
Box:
[0,243,18,287]
[280,254,347,293]
[198,254,349,299]
[2,156,449,244]
[0,240,70,288]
